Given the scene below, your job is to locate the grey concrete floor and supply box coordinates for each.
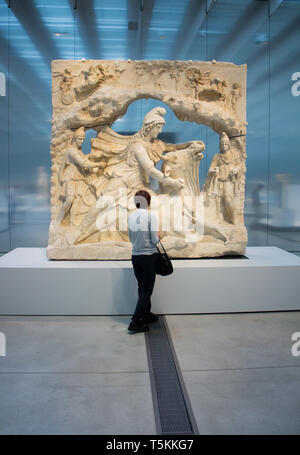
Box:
[0,312,299,434]
[165,312,300,435]
[0,316,155,435]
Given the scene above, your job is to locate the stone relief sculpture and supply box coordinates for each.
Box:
[47,60,247,259]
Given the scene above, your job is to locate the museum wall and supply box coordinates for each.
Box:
[0,0,300,255]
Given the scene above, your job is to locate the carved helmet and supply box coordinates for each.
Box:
[143,107,166,127]
[220,131,230,146]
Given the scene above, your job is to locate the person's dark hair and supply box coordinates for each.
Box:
[134,190,151,209]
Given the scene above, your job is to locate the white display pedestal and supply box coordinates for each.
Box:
[0,247,300,315]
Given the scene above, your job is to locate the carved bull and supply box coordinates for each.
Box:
[159,142,228,244]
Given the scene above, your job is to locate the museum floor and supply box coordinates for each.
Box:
[0,311,300,435]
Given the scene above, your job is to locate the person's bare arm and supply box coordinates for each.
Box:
[133,144,184,191]
[164,141,197,153]
[208,155,220,175]
[68,149,104,170]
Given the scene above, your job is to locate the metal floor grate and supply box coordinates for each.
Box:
[145,316,199,435]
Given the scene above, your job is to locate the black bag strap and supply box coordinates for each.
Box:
[147,212,167,255]
[148,212,159,249]
[156,239,167,255]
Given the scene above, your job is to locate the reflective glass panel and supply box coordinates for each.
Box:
[8,0,74,248]
[0,0,9,252]
[207,0,269,246]
[268,1,300,250]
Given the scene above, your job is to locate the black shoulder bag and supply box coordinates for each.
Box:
[156,240,173,276]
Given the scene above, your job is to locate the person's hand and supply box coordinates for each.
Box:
[229,168,239,179]
[86,160,105,170]
[163,165,172,177]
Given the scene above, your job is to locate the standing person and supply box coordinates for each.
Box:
[127,190,160,334]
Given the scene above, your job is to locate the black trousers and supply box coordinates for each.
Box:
[131,253,159,323]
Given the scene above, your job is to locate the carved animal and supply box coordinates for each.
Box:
[160,144,229,244]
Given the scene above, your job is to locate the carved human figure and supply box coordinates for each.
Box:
[60,67,74,105]
[211,77,227,102]
[211,77,227,92]
[75,64,113,101]
[54,127,105,228]
[154,63,179,91]
[230,82,241,112]
[207,132,240,225]
[185,68,211,99]
[71,107,198,245]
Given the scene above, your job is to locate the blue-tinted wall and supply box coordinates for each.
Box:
[0,0,300,253]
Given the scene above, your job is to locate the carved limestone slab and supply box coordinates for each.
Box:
[47,60,247,260]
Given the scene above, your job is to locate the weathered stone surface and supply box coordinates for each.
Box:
[47,60,247,260]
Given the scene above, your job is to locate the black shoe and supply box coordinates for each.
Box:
[127,321,149,334]
[143,312,159,324]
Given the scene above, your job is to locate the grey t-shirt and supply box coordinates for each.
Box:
[128,208,159,255]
